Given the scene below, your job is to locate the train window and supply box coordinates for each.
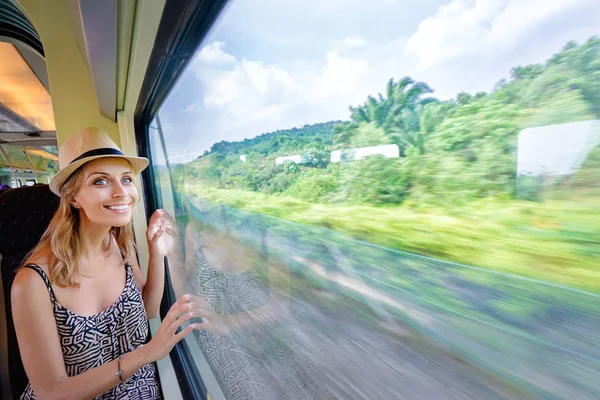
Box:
[149,122,176,218]
[148,1,600,398]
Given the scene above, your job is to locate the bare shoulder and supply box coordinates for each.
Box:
[12,266,47,298]
[21,246,53,276]
[11,254,52,308]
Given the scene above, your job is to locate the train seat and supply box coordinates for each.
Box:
[0,184,59,399]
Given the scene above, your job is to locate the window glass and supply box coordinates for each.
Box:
[149,123,176,217]
[149,1,600,398]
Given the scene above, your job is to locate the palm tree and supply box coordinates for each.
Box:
[349,76,433,129]
[347,76,436,155]
[349,95,385,124]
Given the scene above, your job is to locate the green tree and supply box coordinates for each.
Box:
[342,156,411,205]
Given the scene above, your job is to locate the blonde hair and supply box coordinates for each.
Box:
[22,163,137,288]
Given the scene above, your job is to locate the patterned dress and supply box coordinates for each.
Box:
[192,236,328,400]
[20,263,162,400]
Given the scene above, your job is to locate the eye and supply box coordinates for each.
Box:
[123,176,133,184]
[94,178,108,186]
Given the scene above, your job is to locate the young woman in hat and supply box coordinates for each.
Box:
[11,127,197,399]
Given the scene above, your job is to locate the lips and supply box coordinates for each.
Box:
[103,203,132,212]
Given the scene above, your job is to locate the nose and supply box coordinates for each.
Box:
[112,180,127,198]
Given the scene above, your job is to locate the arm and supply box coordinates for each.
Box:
[141,209,178,319]
[141,248,165,319]
[11,268,151,400]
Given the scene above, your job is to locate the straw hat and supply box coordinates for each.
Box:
[49,127,149,196]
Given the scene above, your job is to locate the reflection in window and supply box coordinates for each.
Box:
[166,202,329,399]
[150,0,600,398]
[149,123,176,217]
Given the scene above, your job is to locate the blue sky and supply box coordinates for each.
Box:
[155,0,600,163]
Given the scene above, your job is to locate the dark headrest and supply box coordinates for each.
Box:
[0,184,60,255]
[0,184,60,399]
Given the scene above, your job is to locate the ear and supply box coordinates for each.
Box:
[70,193,81,209]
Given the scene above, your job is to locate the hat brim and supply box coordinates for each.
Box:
[49,154,149,196]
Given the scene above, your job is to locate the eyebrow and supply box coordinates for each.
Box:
[87,171,133,179]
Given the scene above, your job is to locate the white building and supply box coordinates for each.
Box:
[331,144,400,163]
[239,154,247,163]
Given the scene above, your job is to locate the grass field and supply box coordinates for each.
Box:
[183,182,600,293]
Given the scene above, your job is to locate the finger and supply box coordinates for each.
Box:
[164,226,178,236]
[189,297,210,308]
[147,224,161,241]
[187,294,211,307]
[166,304,191,329]
[151,228,165,242]
[172,324,195,343]
[191,321,211,331]
[190,309,211,318]
[169,312,192,333]
[147,212,165,234]
[163,295,190,325]
[150,209,164,221]
[146,226,156,241]
[188,301,210,312]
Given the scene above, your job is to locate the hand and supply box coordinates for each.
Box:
[147,209,180,258]
[144,295,197,362]
[188,294,232,336]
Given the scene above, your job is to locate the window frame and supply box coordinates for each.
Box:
[133,0,231,399]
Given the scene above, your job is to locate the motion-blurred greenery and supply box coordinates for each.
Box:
[163,37,600,293]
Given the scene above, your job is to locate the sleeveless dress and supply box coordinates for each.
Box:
[192,235,328,399]
[20,262,163,400]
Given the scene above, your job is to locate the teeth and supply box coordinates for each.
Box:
[107,205,129,210]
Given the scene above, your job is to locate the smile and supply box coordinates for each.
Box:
[103,203,131,212]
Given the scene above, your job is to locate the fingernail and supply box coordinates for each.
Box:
[186,313,192,319]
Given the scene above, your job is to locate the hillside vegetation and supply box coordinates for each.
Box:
[173,37,600,292]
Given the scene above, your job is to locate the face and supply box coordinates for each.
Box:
[72,158,138,227]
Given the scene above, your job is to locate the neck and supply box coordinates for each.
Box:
[78,213,112,260]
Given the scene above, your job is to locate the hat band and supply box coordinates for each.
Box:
[69,148,125,165]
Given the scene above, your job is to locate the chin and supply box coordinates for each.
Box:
[92,214,132,227]
[110,216,133,227]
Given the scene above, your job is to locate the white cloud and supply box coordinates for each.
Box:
[162,0,599,155]
[192,41,302,111]
[188,41,373,139]
[314,52,369,98]
[405,0,594,69]
[196,41,236,65]
[332,36,369,51]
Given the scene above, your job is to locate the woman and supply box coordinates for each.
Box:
[11,127,197,399]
